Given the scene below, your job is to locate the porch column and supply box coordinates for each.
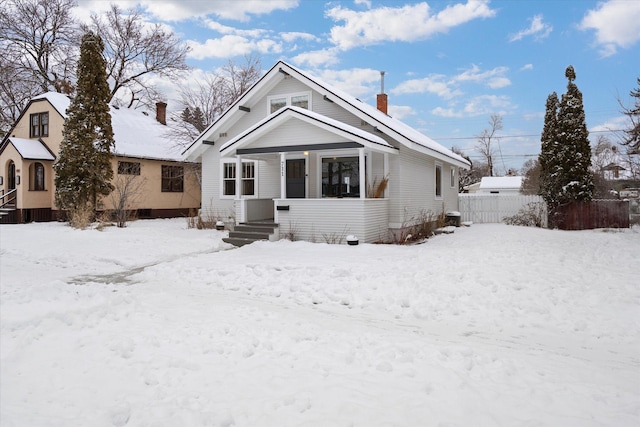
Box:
[280,152,286,199]
[384,153,389,198]
[235,155,242,197]
[359,147,366,199]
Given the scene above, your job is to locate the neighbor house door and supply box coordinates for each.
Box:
[286,159,305,198]
[8,161,16,190]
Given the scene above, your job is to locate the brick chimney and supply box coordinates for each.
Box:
[156,101,167,125]
[376,71,388,115]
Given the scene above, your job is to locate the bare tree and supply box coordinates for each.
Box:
[0,0,77,133]
[475,114,503,177]
[520,158,541,195]
[85,4,190,108]
[0,0,78,93]
[108,174,146,228]
[451,146,489,192]
[170,55,262,148]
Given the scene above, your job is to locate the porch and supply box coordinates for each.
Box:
[233,197,389,243]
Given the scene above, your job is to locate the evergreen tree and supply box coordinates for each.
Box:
[191,106,206,132]
[538,66,594,209]
[538,92,560,205]
[54,32,114,216]
[622,77,639,152]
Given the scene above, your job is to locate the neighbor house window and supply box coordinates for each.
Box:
[222,160,256,196]
[29,162,45,191]
[30,112,49,138]
[435,163,442,198]
[161,165,183,192]
[268,92,311,113]
[450,167,456,188]
[118,161,141,175]
[322,157,360,198]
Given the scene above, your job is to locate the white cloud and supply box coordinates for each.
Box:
[141,0,298,22]
[354,0,372,8]
[579,0,640,57]
[392,75,462,100]
[509,14,552,42]
[520,64,534,71]
[280,32,320,43]
[326,0,495,50]
[187,35,282,60]
[432,95,513,118]
[291,48,340,68]
[203,20,269,38]
[392,64,510,104]
[388,105,416,120]
[453,64,511,88]
[315,68,381,98]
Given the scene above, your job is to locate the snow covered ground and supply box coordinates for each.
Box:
[1,219,638,427]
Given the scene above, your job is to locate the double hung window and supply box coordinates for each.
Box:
[162,165,183,192]
[30,112,49,138]
[222,161,256,197]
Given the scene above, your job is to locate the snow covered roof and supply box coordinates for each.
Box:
[287,62,469,167]
[479,176,524,190]
[32,92,72,118]
[183,61,470,169]
[7,137,55,160]
[30,92,183,162]
[220,106,397,156]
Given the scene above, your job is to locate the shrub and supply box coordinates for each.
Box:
[503,202,547,227]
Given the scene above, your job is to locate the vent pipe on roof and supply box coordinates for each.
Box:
[376,71,388,115]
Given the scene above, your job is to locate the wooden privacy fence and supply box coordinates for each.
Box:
[458,194,547,226]
[551,200,630,230]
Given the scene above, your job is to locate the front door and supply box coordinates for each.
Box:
[8,161,16,190]
[286,159,305,198]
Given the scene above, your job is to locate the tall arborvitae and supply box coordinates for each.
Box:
[555,66,594,204]
[539,92,560,205]
[54,32,114,215]
[538,66,593,209]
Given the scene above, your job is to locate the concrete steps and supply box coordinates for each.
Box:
[223,221,279,247]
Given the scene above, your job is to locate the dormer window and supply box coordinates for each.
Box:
[268,91,311,114]
[30,112,49,138]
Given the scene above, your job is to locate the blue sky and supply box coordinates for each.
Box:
[75,0,640,173]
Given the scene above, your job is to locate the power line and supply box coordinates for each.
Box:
[435,128,625,141]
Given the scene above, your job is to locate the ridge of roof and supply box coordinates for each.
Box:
[183,60,470,168]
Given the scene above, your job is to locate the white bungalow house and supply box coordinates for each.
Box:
[182,61,470,244]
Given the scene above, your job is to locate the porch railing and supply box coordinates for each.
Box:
[1,188,17,209]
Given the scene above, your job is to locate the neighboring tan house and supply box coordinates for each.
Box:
[182,61,470,244]
[0,92,200,223]
[465,176,524,194]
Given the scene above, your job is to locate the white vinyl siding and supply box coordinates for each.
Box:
[274,198,388,243]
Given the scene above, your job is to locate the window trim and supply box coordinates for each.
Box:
[29,162,46,191]
[161,165,184,193]
[29,112,49,138]
[267,91,312,114]
[118,161,141,175]
[321,155,363,198]
[220,159,257,199]
[435,162,443,199]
